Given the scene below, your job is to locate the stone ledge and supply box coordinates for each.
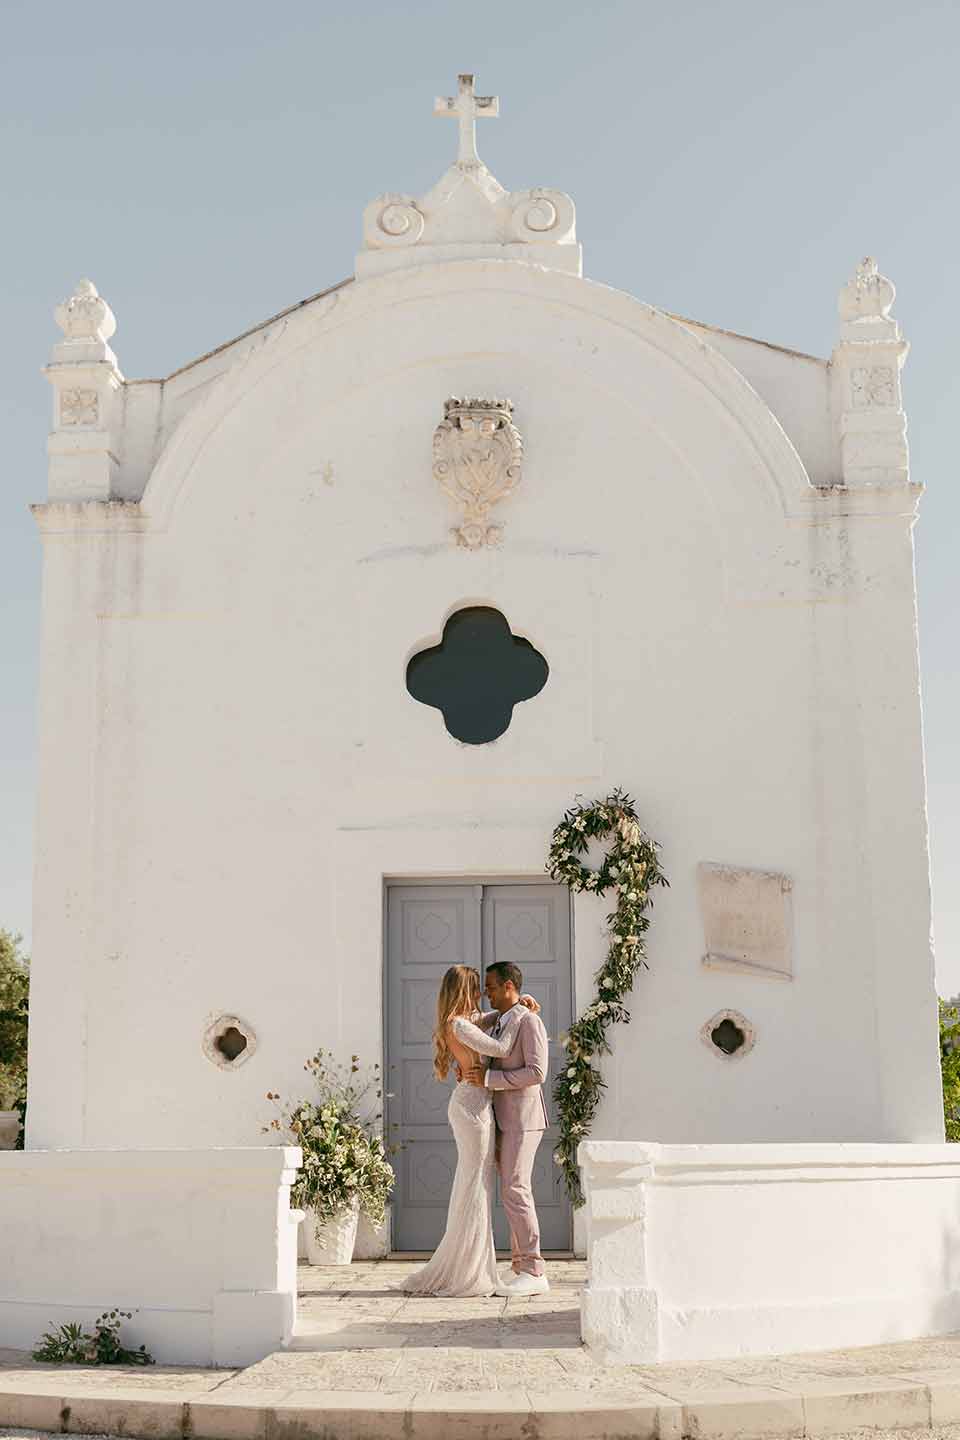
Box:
[0,1375,956,1440]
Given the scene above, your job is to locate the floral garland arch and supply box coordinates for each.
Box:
[547,789,668,1206]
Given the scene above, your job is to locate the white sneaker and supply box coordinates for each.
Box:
[496,1271,550,1297]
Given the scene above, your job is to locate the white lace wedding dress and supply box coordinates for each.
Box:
[400,1013,515,1297]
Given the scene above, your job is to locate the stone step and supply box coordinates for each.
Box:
[1,1370,959,1440]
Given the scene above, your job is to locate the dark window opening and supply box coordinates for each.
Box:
[215,1027,248,1062]
[711,1018,746,1056]
[406,607,548,745]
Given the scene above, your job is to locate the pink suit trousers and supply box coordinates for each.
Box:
[486,1009,550,1277]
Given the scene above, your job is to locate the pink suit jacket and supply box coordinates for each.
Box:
[485,1008,549,1133]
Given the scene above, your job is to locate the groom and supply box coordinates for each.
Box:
[464,960,550,1296]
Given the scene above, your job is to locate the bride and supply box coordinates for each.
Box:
[400,963,536,1297]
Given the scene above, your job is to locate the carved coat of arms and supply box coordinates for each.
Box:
[432,397,523,549]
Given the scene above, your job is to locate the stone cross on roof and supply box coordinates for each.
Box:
[434,74,499,169]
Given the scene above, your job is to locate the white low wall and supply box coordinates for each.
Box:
[0,1147,301,1366]
[579,1141,960,1365]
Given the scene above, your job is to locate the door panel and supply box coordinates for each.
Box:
[386,881,572,1254]
[386,886,480,1251]
[483,885,573,1252]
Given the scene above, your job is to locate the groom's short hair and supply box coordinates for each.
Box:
[486,961,523,991]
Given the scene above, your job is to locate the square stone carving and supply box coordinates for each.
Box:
[697,862,794,980]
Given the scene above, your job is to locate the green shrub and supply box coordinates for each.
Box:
[0,930,29,1142]
[940,999,960,1141]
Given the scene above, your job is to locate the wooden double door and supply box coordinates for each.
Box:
[385,882,573,1253]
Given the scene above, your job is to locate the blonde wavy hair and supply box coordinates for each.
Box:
[432,964,482,1080]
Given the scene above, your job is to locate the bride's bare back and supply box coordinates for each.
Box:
[446,996,540,1079]
[446,1014,486,1077]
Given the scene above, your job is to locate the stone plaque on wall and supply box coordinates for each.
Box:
[697,862,794,980]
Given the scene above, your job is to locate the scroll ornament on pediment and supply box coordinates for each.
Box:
[432,397,523,549]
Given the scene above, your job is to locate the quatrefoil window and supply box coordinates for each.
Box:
[406,607,548,745]
[202,1014,257,1070]
[699,1009,756,1061]
[712,1018,745,1055]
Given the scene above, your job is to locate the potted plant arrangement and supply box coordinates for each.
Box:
[264,1050,395,1265]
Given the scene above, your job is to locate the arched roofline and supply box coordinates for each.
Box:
[141,261,814,529]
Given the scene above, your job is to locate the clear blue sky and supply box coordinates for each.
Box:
[2,1,957,987]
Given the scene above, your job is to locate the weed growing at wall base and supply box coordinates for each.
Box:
[32,1310,154,1365]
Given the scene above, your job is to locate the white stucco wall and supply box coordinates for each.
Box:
[580,1141,960,1363]
[0,1147,300,1365]
[26,260,940,1174]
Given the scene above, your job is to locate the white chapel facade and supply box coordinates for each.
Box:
[27,75,941,1258]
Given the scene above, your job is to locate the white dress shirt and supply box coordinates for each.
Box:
[484,1002,522,1086]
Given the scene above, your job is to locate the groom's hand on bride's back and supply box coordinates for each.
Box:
[463,1065,486,1086]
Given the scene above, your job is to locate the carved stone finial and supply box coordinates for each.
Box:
[831,257,909,487]
[838,257,896,325]
[54,278,117,344]
[45,277,123,501]
[433,397,523,549]
[433,73,499,169]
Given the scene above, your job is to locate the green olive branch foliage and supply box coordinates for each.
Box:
[0,929,29,1129]
[547,789,668,1206]
[264,1050,396,1237]
[940,999,960,1142]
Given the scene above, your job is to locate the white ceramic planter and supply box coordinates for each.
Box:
[354,1205,390,1259]
[303,1198,360,1265]
[0,1111,22,1150]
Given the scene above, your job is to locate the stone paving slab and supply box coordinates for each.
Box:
[8,1431,960,1440]
[1,1385,960,1439]
[3,1261,960,1436]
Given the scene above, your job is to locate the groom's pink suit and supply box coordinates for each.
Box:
[485,1007,549,1278]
